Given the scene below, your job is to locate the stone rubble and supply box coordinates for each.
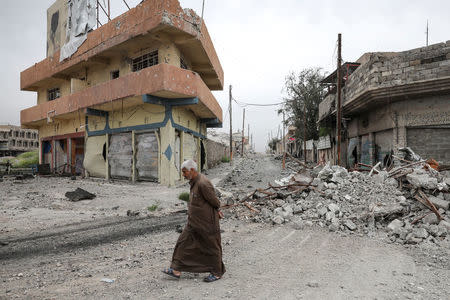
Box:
[222,160,450,248]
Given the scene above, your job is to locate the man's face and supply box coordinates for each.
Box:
[182,168,193,180]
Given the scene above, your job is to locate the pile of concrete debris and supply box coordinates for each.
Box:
[220,158,450,246]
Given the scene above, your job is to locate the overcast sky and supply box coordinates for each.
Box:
[1,0,450,152]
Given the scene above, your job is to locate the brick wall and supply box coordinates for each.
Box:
[345,41,450,103]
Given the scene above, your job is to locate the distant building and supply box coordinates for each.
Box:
[0,125,39,157]
[20,0,223,185]
[318,41,450,167]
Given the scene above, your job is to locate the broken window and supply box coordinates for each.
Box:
[180,57,188,70]
[132,50,158,72]
[48,87,61,101]
[110,70,120,79]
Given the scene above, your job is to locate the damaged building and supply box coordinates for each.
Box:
[20,0,223,185]
[0,125,39,157]
[318,42,450,168]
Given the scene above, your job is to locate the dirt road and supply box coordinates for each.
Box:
[1,154,449,299]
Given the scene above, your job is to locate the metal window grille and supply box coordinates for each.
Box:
[132,50,158,72]
[48,88,61,101]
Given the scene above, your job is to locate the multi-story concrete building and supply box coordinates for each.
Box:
[20,0,223,185]
[319,41,450,167]
[0,125,39,157]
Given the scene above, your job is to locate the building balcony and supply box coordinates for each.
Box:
[20,64,222,127]
[20,0,223,92]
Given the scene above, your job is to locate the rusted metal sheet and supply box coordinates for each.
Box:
[136,132,158,181]
[108,133,132,179]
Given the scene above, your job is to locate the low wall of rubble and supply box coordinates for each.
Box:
[205,139,228,169]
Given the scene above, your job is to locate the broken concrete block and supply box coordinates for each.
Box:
[387,219,404,232]
[65,188,96,202]
[293,205,303,214]
[427,225,439,237]
[260,207,272,219]
[272,215,284,225]
[438,220,450,231]
[428,196,449,210]
[344,220,357,231]
[317,206,328,217]
[412,228,429,239]
[406,173,438,190]
[423,213,439,225]
[325,211,334,222]
[292,219,305,230]
[317,162,333,181]
[273,207,283,217]
[328,203,340,214]
[385,177,398,187]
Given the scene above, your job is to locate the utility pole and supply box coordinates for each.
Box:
[282,111,285,154]
[303,104,307,164]
[337,33,342,166]
[229,85,232,164]
[248,123,250,150]
[241,109,245,156]
[426,20,429,46]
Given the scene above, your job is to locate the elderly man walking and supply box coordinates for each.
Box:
[163,160,225,282]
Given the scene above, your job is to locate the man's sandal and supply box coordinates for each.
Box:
[203,274,220,282]
[162,268,180,279]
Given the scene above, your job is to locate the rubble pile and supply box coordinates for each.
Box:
[220,157,450,246]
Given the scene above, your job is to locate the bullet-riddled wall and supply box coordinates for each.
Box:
[83,97,207,186]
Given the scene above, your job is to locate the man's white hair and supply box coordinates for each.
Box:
[181,159,197,171]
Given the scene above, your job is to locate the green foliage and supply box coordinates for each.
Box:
[178,192,190,202]
[282,68,326,141]
[11,150,39,168]
[147,204,158,212]
[221,156,230,163]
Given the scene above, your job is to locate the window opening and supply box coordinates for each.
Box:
[48,87,61,101]
[132,50,158,72]
[110,70,120,79]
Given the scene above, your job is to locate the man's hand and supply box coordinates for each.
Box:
[218,210,224,219]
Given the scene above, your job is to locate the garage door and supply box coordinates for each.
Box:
[136,132,159,181]
[108,133,132,179]
[407,127,450,164]
[183,133,198,163]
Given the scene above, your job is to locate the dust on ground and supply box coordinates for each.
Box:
[1,154,449,299]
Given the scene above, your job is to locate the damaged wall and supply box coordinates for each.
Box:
[47,0,68,57]
[84,135,106,177]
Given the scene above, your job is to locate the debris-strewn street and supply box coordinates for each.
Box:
[1,154,449,299]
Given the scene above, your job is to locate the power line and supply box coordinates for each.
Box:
[232,97,283,107]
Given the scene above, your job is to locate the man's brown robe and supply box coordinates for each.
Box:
[170,173,225,277]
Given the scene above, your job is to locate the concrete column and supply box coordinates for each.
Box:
[132,131,136,182]
[159,120,177,186]
[369,132,375,165]
[67,138,72,173]
[105,134,110,180]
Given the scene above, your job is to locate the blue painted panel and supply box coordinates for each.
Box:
[164,145,172,160]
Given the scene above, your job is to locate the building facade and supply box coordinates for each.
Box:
[319,42,450,167]
[0,125,39,157]
[20,0,223,185]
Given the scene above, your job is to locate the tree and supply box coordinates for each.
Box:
[282,68,326,141]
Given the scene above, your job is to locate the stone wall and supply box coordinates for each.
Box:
[344,41,450,104]
[205,139,228,168]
